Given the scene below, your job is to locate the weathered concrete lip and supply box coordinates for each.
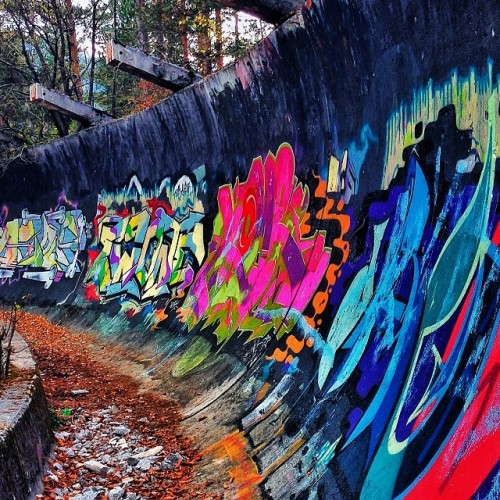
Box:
[0,331,54,500]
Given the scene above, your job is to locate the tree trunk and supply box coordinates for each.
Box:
[179,0,190,67]
[197,6,212,76]
[88,0,98,105]
[50,110,70,137]
[155,0,165,56]
[49,0,72,96]
[135,0,148,52]
[234,12,239,48]
[215,7,224,71]
[64,0,83,101]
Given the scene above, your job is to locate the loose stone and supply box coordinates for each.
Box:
[132,445,163,459]
[113,426,130,436]
[135,458,152,471]
[83,460,110,474]
[108,486,125,500]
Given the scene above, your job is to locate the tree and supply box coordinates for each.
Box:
[0,0,85,138]
[0,0,272,158]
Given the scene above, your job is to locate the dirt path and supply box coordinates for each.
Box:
[12,312,220,500]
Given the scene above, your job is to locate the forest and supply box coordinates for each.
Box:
[0,0,270,165]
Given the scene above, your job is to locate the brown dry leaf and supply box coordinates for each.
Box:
[1,311,218,499]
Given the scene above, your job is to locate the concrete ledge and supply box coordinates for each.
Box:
[0,333,54,499]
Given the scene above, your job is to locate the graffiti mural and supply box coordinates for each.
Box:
[214,63,499,499]
[0,205,86,288]
[174,144,334,373]
[85,169,206,319]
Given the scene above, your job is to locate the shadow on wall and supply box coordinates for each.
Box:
[0,0,499,498]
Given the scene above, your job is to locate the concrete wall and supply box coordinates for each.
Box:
[0,0,499,497]
[0,333,53,499]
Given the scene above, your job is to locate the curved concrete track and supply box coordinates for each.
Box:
[0,0,499,497]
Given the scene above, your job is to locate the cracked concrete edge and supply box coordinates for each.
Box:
[0,332,54,500]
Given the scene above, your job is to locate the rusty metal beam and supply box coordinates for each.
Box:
[215,0,303,24]
[29,84,112,126]
[106,41,202,91]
